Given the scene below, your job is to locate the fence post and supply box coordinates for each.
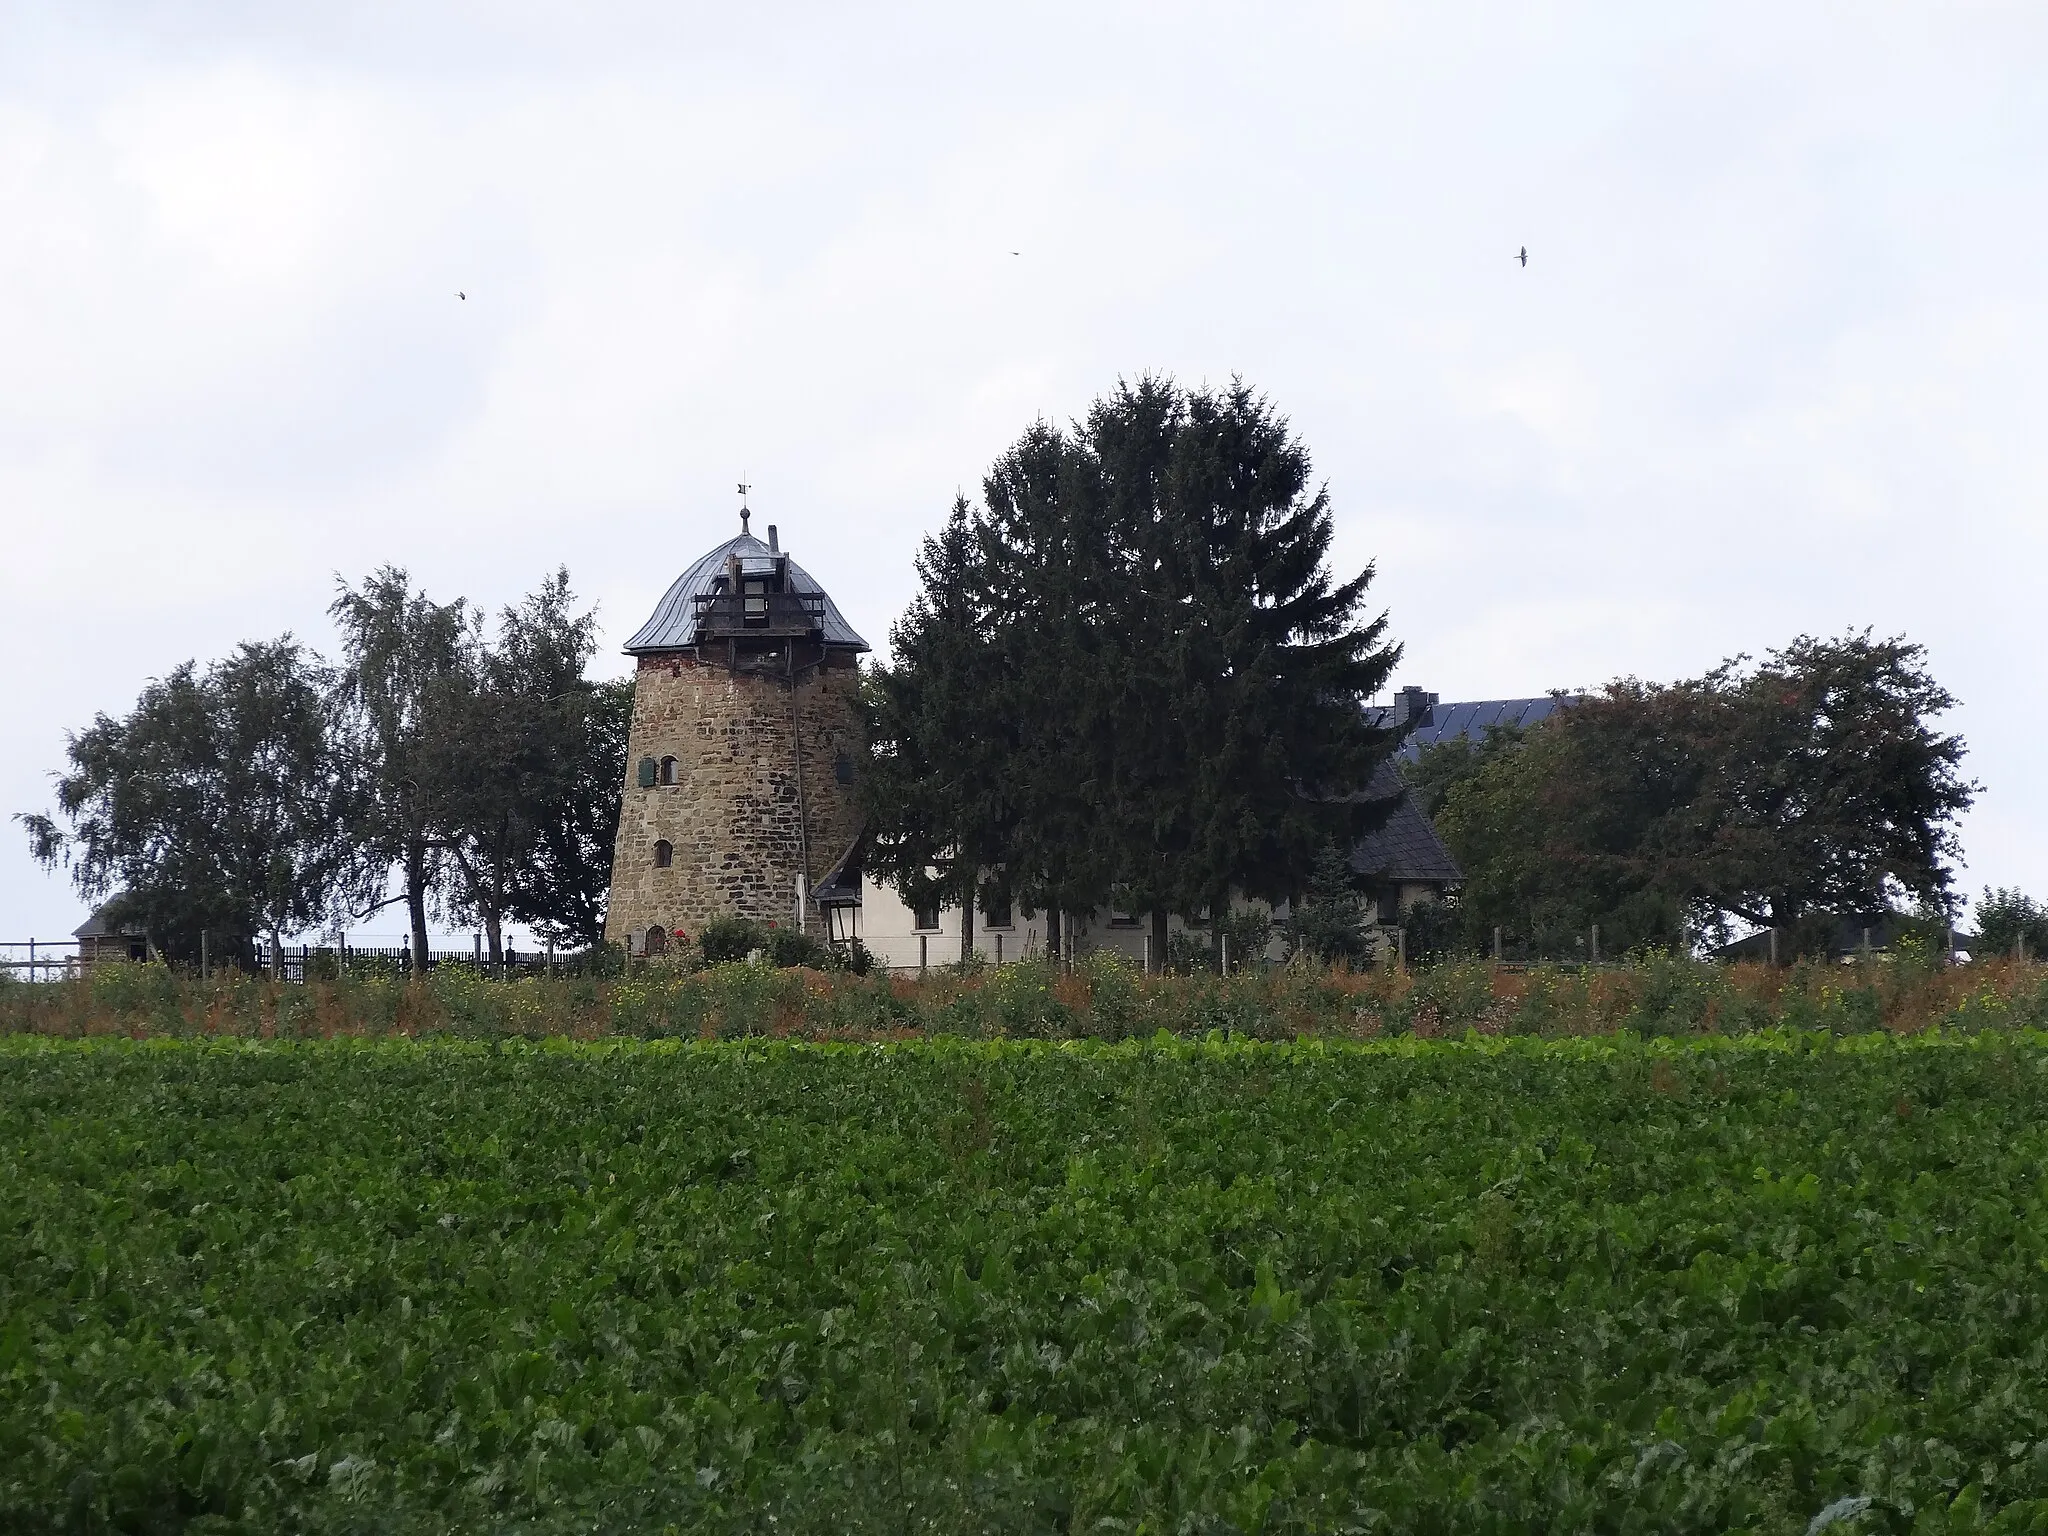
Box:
[1142,933,1151,975]
[1768,927,1778,967]
[918,933,927,977]
[1492,926,1502,963]
[27,938,34,982]
[1397,927,1407,970]
[1591,924,1600,964]
[995,933,1003,966]
[1221,935,1230,977]
[546,940,555,977]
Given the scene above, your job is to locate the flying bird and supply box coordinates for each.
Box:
[1517,248,1527,267]
[456,291,467,300]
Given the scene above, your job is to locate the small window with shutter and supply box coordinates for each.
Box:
[637,757,657,788]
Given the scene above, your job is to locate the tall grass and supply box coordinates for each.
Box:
[6,948,2047,1041]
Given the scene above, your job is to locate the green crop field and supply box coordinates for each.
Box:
[6,1033,2048,1534]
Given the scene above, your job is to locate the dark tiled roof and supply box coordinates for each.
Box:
[1347,758,1463,885]
[623,530,869,654]
[1365,694,1575,760]
[813,827,866,906]
[73,900,144,940]
[1345,687,1581,888]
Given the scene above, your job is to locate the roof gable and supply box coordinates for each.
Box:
[1346,758,1463,884]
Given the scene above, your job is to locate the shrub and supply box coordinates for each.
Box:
[1164,930,1214,975]
[698,916,768,965]
[764,927,835,970]
[1216,904,1277,973]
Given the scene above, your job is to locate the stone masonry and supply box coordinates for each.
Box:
[603,651,864,950]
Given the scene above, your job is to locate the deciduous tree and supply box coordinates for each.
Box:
[20,639,367,968]
[1431,632,1975,954]
[328,568,472,964]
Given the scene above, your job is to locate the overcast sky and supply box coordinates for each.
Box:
[4,1,2043,946]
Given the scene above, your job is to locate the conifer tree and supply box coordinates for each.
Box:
[868,378,1402,956]
[974,421,1120,947]
[863,496,1012,961]
[1138,379,1401,931]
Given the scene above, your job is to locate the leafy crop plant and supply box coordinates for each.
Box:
[5,1033,2048,1533]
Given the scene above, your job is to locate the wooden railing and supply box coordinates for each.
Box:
[691,590,825,639]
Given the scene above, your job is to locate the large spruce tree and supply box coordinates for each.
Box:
[865,377,1401,954]
[1098,377,1402,940]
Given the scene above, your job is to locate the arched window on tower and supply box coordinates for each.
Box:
[653,840,673,868]
[659,756,678,785]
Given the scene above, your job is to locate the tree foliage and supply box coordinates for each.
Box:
[427,570,621,956]
[864,376,1401,946]
[22,566,626,967]
[1973,887,2048,960]
[328,566,626,958]
[18,639,368,966]
[862,496,1013,963]
[328,568,473,963]
[1432,632,1975,953]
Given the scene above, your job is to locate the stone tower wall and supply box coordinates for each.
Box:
[604,651,864,948]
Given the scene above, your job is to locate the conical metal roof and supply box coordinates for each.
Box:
[622,530,869,654]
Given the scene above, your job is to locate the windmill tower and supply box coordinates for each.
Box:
[604,500,869,956]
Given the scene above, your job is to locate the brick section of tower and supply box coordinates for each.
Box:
[604,651,864,949]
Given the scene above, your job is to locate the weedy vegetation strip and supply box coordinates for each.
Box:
[9,950,2048,1042]
[6,1033,2048,1533]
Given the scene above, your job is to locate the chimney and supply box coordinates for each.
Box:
[767,524,779,552]
[1391,685,1437,731]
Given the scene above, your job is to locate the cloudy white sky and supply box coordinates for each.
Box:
[4,2,2043,946]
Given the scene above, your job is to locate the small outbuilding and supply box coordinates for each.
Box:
[73,902,148,965]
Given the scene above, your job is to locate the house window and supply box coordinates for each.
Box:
[834,750,855,786]
[653,840,673,869]
[743,577,769,623]
[659,756,678,786]
[913,899,941,932]
[984,893,1013,930]
[1376,890,1400,925]
[1108,910,1141,928]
